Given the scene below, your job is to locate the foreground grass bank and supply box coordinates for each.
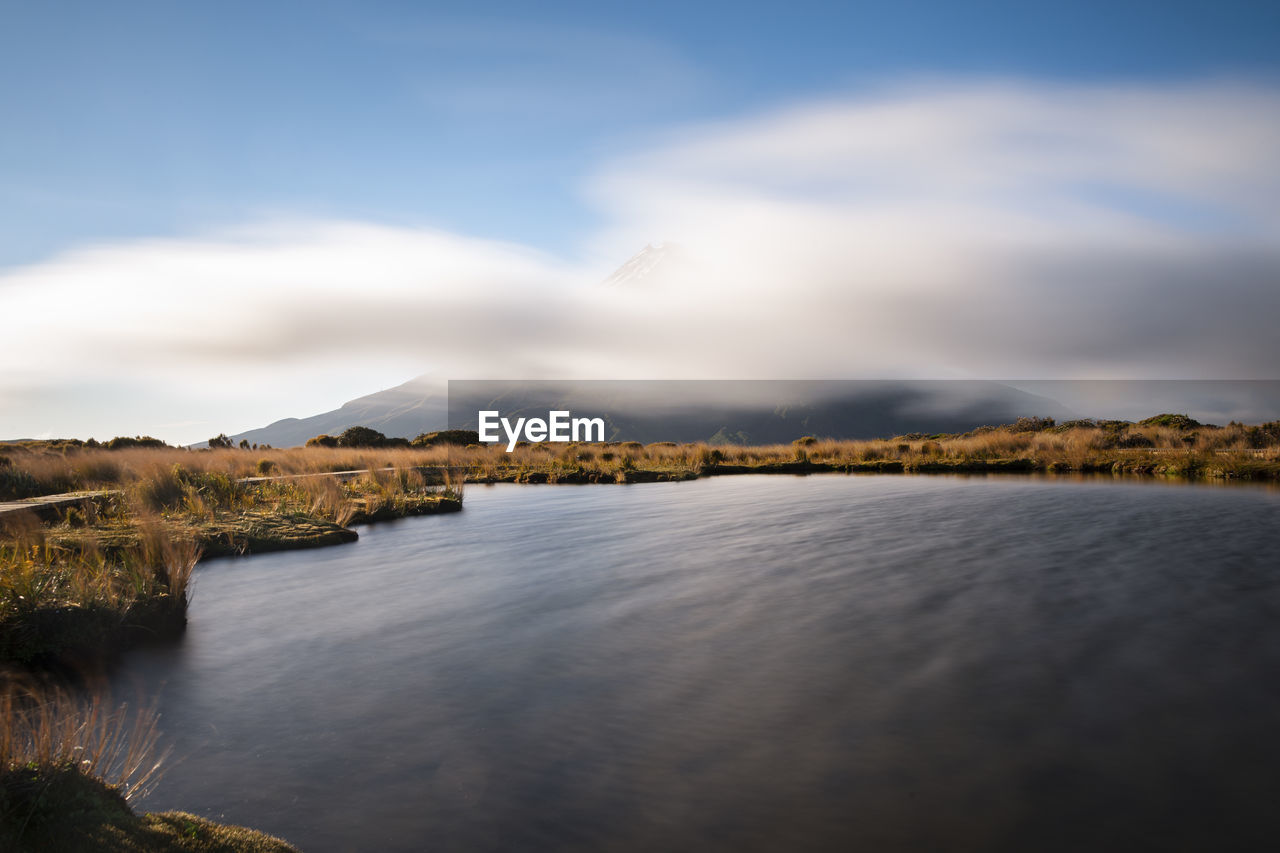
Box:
[1,681,298,852]
[0,528,196,670]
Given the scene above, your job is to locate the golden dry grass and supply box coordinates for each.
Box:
[0,679,168,803]
[4,419,1280,498]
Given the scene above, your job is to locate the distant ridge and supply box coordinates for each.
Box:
[216,376,1078,449]
[447,380,1077,444]
[212,376,447,448]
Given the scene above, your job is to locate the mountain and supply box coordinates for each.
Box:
[446,380,1076,444]
[219,375,447,448]
[601,243,680,287]
[218,244,1092,448]
[221,375,1075,449]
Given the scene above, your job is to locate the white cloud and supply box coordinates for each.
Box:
[581,79,1280,378]
[4,79,1279,442]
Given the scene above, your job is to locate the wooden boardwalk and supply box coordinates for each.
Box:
[0,466,455,520]
[0,490,118,520]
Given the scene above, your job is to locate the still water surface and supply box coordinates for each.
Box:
[120,475,1280,851]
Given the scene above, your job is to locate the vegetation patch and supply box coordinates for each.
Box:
[348,492,462,525]
[410,429,480,447]
[1,774,297,853]
[0,525,196,669]
[305,426,413,449]
[1139,413,1203,430]
[4,418,1280,504]
[1,683,298,852]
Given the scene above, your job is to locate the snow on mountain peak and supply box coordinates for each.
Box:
[601,243,678,287]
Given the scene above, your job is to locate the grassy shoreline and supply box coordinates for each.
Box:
[463,453,1280,484]
[1,416,1275,670]
[2,418,1272,667]
[6,415,1279,499]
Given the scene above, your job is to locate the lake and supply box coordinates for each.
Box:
[118,475,1280,851]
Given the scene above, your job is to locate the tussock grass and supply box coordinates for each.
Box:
[1,443,470,501]
[0,679,168,804]
[0,520,198,667]
[0,679,299,852]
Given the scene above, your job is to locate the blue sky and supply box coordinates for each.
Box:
[4,0,1277,269]
[3,1,1279,443]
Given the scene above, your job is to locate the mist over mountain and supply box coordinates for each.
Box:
[221,371,1280,449]
[222,375,1079,448]
[208,243,1280,449]
[601,243,683,287]
[448,380,1076,444]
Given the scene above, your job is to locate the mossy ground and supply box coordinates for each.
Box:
[1,764,298,852]
[41,493,463,556]
[346,491,463,524]
[44,510,359,558]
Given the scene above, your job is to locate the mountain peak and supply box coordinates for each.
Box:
[601,243,678,287]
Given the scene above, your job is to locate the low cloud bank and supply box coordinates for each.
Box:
[4,79,1279,441]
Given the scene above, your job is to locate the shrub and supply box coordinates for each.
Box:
[0,468,41,501]
[1245,421,1280,448]
[1139,413,1202,430]
[305,434,339,448]
[104,436,168,450]
[411,430,481,447]
[695,446,723,467]
[1114,432,1154,449]
[1054,419,1098,432]
[1010,417,1056,432]
[337,426,388,448]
